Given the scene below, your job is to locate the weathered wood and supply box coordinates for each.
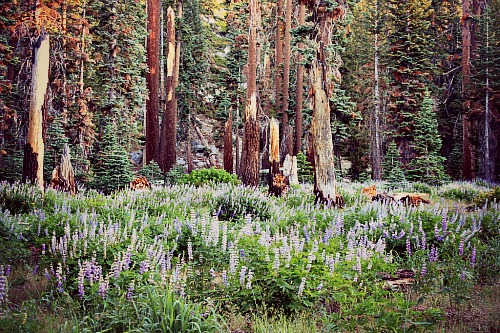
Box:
[310,62,337,205]
[269,118,288,196]
[50,144,77,194]
[294,0,305,157]
[23,32,50,191]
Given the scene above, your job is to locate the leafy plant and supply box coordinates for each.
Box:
[180,167,240,187]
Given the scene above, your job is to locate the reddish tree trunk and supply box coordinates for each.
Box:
[159,7,177,173]
[224,110,233,173]
[275,0,284,115]
[242,0,260,187]
[294,1,305,156]
[145,0,161,164]
[281,0,293,160]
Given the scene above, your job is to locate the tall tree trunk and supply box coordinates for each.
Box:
[242,0,260,187]
[23,32,50,191]
[224,109,233,173]
[275,0,284,115]
[145,0,161,164]
[172,1,182,119]
[372,0,382,180]
[310,62,337,205]
[483,6,491,181]
[294,0,305,156]
[280,0,293,160]
[159,7,177,173]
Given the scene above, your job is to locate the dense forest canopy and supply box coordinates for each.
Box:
[0,0,499,192]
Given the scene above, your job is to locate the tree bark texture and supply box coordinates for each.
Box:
[224,109,233,173]
[146,0,160,164]
[372,0,382,180]
[23,32,50,190]
[310,62,337,205]
[280,0,293,160]
[242,0,260,187]
[294,0,305,156]
[275,0,284,115]
[159,7,177,173]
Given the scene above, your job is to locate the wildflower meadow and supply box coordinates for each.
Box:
[0,180,499,332]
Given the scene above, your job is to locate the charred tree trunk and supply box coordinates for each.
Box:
[23,32,49,191]
[224,109,233,173]
[294,1,306,156]
[159,7,177,173]
[145,0,161,164]
[50,144,77,194]
[242,0,260,187]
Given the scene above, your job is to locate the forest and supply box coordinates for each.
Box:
[0,0,499,332]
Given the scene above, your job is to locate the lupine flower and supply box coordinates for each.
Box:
[222,270,228,287]
[470,247,476,268]
[187,239,193,261]
[460,270,466,281]
[246,269,253,290]
[98,276,109,299]
[239,266,247,286]
[317,283,323,291]
[298,277,306,297]
[126,283,135,299]
[429,246,438,263]
[77,266,85,298]
[458,240,464,256]
[420,263,427,277]
[0,266,7,305]
[406,237,412,257]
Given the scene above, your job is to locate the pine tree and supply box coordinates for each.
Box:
[383,141,405,188]
[385,0,435,164]
[91,120,133,194]
[407,92,447,185]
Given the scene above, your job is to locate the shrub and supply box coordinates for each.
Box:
[180,167,240,187]
[473,186,500,208]
[139,161,164,183]
[0,182,43,215]
[165,164,186,185]
[211,186,272,221]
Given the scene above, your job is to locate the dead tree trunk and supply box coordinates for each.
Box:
[50,144,77,194]
[146,0,161,164]
[23,32,49,191]
[224,109,233,173]
[241,0,260,187]
[269,118,288,195]
[159,6,177,173]
[310,62,338,205]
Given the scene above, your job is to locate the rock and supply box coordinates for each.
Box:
[130,150,143,166]
[177,157,186,165]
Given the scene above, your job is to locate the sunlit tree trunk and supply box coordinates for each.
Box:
[241,0,260,187]
[159,6,177,173]
[145,0,161,164]
[23,32,50,190]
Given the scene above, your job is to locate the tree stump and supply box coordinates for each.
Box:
[50,144,77,194]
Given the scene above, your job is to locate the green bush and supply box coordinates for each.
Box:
[180,167,240,187]
[0,182,43,215]
[139,161,164,183]
[212,186,272,221]
[441,187,478,202]
[473,186,500,208]
[165,164,186,185]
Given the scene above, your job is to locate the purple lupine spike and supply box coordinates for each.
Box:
[420,263,427,277]
[406,238,412,257]
[470,247,476,268]
[458,240,464,256]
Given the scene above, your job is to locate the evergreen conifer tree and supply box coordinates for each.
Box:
[383,141,405,188]
[407,92,447,184]
[91,120,133,194]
